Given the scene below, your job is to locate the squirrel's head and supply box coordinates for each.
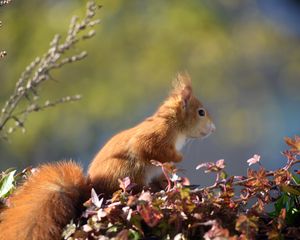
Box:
[167,72,216,139]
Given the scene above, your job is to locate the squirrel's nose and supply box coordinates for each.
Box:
[210,122,216,132]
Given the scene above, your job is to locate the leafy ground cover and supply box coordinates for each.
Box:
[1,136,300,239]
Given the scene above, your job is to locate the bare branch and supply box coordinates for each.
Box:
[0,1,101,140]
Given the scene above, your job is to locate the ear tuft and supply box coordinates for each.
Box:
[172,72,193,108]
[172,72,192,91]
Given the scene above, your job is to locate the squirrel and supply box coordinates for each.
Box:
[0,73,215,240]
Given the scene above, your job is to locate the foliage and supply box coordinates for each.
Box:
[0,169,16,198]
[0,1,100,140]
[61,135,300,239]
[1,135,300,239]
[0,167,32,208]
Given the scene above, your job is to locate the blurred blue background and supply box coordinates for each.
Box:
[0,0,299,187]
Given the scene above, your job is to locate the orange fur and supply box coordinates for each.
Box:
[0,162,89,240]
[88,73,215,193]
[0,73,215,239]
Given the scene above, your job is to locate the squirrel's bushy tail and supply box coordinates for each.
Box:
[0,161,90,240]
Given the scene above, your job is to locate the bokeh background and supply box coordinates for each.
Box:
[0,0,299,186]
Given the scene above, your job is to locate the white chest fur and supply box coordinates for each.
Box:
[175,133,187,151]
[145,165,162,185]
[144,134,186,185]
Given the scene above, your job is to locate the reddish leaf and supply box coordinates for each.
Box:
[137,203,163,227]
[236,214,259,236]
[118,177,136,192]
[196,159,226,173]
[284,136,300,152]
[203,220,230,240]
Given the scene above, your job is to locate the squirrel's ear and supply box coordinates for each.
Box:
[172,72,192,109]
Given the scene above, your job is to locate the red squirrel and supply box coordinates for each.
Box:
[0,73,215,240]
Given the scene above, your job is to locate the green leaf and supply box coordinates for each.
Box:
[107,225,118,233]
[180,187,190,199]
[219,171,227,180]
[61,222,76,239]
[281,184,300,196]
[270,193,288,217]
[128,229,141,240]
[274,197,283,214]
[0,170,16,198]
[292,174,300,185]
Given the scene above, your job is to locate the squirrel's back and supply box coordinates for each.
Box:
[0,161,89,240]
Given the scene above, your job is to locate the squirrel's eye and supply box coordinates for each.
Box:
[198,108,206,117]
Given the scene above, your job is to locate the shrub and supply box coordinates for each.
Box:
[1,136,299,239]
[59,135,299,239]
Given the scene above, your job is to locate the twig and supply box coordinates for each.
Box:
[0,0,12,7]
[0,1,101,140]
[0,0,9,59]
[193,159,300,194]
[6,95,82,136]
